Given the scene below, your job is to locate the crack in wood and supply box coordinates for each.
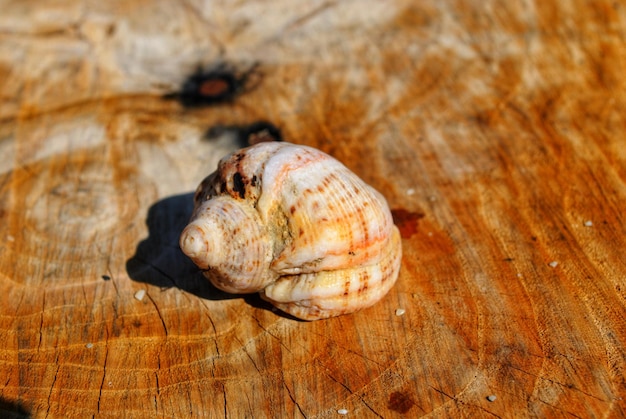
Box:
[96,337,109,415]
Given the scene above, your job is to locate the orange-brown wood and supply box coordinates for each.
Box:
[1,1,625,417]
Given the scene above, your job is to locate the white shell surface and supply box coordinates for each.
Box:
[262,224,401,320]
[179,141,402,320]
[181,196,273,294]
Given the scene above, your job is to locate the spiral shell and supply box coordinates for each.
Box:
[180,142,402,320]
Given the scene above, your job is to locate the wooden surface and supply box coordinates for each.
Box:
[1,1,625,417]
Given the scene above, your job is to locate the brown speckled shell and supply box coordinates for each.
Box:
[180,142,402,320]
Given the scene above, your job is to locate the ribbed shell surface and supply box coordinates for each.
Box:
[181,142,402,320]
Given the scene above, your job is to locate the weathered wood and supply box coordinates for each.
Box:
[1,1,625,417]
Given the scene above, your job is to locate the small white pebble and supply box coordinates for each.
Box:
[395,308,406,316]
[134,289,146,301]
[406,188,415,196]
[486,395,497,402]
[7,235,15,242]
[85,343,93,349]
[427,232,433,237]
[337,409,348,415]
[584,220,593,227]
[548,261,559,268]
[516,273,523,278]
[429,195,437,202]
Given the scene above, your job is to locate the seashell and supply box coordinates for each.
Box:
[179,142,402,320]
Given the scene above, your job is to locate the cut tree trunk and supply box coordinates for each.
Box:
[0,1,625,417]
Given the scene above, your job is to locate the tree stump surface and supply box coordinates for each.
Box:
[1,1,625,418]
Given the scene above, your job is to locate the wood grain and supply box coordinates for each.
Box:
[1,0,625,417]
